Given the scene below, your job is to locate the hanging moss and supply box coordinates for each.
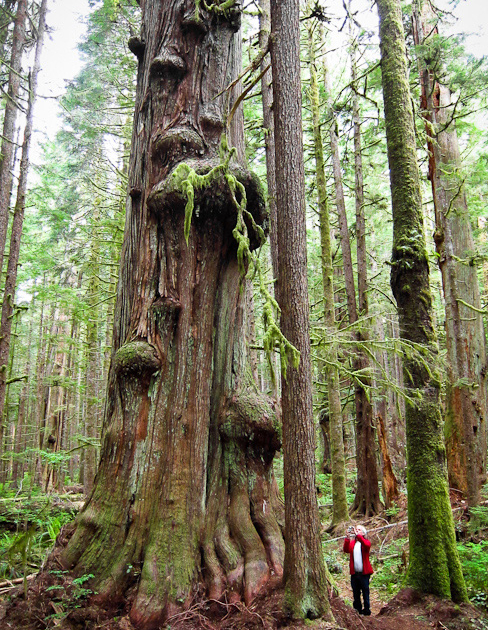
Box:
[166,135,300,380]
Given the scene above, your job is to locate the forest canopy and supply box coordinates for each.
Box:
[0,0,486,629]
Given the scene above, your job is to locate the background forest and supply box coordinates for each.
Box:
[0,0,487,628]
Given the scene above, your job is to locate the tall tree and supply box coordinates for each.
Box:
[0,0,48,469]
[324,54,381,516]
[58,2,284,627]
[270,0,331,620]
[376,0,467,600]
[412,0,488,506]
[306,17,348,528]
[0,0,27,274]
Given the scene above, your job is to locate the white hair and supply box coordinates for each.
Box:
[356,525,367,536]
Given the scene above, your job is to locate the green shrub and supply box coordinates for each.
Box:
[373,537,408,596]
[457,540,488,610]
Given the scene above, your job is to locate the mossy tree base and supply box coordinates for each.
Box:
[59,176,283,629]
[53,2,285,628]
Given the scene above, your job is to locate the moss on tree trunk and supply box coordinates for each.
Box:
[55,3,285,628]
[412,0,487,507]
[376,0,467,602]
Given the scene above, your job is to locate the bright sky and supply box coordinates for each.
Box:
[32,0,487,152]
[34,0,90,155]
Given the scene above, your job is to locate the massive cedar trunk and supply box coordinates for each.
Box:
[376,0,467,601]
[270,0,331,620]
[58,3,284,628]
[412,0,487,506]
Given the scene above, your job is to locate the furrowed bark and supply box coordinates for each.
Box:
[270,0,332,620]
[412,0,487,506]
[56,3,284,628]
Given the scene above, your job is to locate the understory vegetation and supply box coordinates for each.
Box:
[0,476,487,622]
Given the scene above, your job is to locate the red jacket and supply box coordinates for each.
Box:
[343,534,373,575]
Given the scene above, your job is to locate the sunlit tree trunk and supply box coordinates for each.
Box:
[412,0,487,506]
[376,0,467,600]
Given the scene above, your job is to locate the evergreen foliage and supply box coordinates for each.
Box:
[0,0,486,619]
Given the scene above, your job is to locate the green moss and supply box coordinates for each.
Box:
[113,341,160,377]
[200,0,238,18]
[172,135,298,380]
[259,264,300,382]
[406,398,468,602]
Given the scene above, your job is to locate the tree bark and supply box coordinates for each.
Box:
[306,18,348,528]
[0,0,17,59]
[270,0,331,620]
[324,54,381,517]
[259,0,280,395]
[0,0,48,469]
[412,0,488,506]
[58,4,284,628]
[376,0,467,601]
[84,191,102,495]
[0,0,27,276]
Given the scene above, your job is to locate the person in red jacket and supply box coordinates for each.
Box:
[343,524,373,616]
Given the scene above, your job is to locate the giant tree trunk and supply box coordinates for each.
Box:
[412,0,488,506]
[270,0,331,620]
[376,0,467,601]
[58,4,284,628]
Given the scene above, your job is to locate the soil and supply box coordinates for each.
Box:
[1,578,487,630]
[0,491,487,630]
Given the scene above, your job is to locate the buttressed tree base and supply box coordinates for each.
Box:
[57,2,285,628]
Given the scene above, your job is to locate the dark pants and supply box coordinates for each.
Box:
[351,572,371,615]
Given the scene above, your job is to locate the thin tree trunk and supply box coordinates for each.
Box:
[0,0,27,274]
[0,0,48,469]
[84,196,102,495]
[376,0,467,601]
[412,0,488,506]
[306,18,348,528]
[0,0,17,59]
[324,54,381,516]
[259,0,280,396]
[270,0,331,620]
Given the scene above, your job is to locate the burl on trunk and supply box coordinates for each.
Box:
[58,2,284,628]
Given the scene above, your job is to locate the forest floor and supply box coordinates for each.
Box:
[0,489,487,630]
